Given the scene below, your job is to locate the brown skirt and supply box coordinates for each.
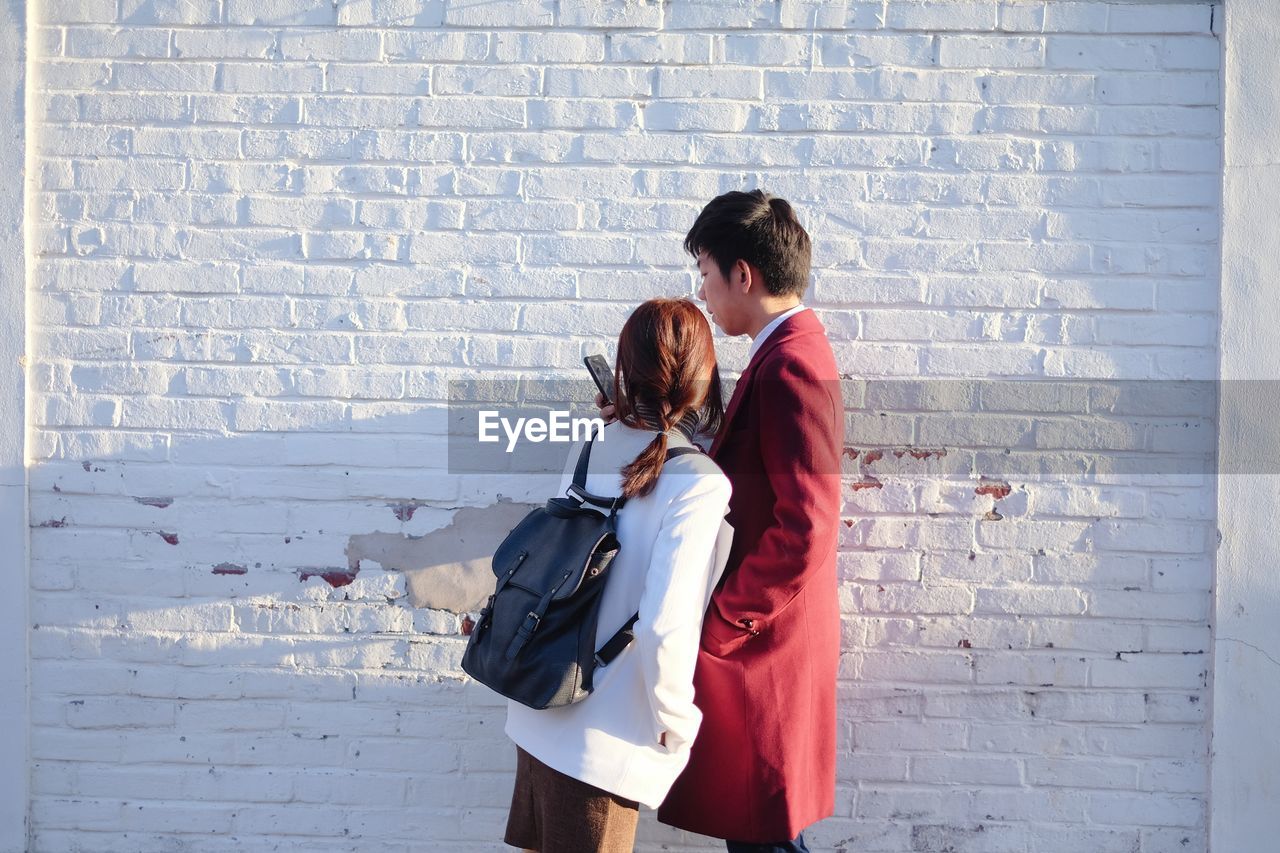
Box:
[504,746,640,853]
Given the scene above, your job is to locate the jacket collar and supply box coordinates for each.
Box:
[710,308,822,457]
[743,307,820,372]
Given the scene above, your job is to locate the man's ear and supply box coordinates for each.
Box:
[734,258,754,293]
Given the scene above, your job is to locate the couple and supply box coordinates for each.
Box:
[503,191,844,853]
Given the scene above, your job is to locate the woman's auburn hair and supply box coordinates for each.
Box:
[612,298,724,499]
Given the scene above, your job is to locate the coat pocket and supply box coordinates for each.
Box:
[699,607,752,658]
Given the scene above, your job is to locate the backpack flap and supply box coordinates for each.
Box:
[492,502,620,602]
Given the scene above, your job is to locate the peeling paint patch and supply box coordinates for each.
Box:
[842,447,859,460]
[387,501,425,522]
[893,447,947,460]
[983,508,1004,521]
[38,517,67,528]
[862,449,884,465]
[212,562,247,575]
[155,531,180,545]
[348,502,537,612]
[849,476,883,491]
[461,615,475,636]
[975,478,1012,499]
[299,566,359,588]
[82,461,105,473]
[910,823,987,850]
[134,496,174,508]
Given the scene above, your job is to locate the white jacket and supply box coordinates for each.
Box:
[504,420,733,809]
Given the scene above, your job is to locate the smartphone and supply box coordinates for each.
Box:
[583,354,614,405]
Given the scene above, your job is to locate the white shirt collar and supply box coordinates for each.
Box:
[746,304,807,364]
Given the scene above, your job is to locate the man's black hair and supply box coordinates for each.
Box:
[683,189,812,298]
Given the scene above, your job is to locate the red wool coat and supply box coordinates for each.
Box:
[658,309,844,843]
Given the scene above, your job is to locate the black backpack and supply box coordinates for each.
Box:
[461,435,703,709]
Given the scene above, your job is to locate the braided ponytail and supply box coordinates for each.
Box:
[620,424,669,500]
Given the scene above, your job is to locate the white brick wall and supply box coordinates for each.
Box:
[24,1,1221,850]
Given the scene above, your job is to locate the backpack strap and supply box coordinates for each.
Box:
[566,437,628,513]
[594,443,706,667]
[506,564,578,661]
[595,612,639,667]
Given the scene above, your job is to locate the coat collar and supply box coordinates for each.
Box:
[710,308,822,458]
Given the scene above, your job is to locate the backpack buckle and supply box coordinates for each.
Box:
[519,611,541,635]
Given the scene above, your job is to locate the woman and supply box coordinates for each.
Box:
[503,298,734,853]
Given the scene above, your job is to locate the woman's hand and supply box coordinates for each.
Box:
[595,392,617,424]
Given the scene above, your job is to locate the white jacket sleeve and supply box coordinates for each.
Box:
[633,469,733,752]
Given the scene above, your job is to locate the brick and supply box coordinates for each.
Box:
[781,0,884,29]
[220,62,324,94]
[558,0,662,28]
[528,98,638,130]
[384,31,488,62]
[664,0,776,29]
[37,0,117,23]
[765,69,877,101]
[337,0,445,26]
[939,36,1045,68]
[1109,6,1213,35]
[433,66,540,97]
[191,94,300,124]
[121,0,220,24]
[1160,36,1220,70]
[887,1,998,31]
[818,33,932,66]
[226,0,336,25]
[418,98,525,129]
[174,29,275,59]
[545,67,651,99]
[1043,4,1111,34]
[1088,792,1204,827]
[445,0,554,26]
[643,101,750,132]
[609,33,713,65]
[1028,756,1139,794]
[911,755,1022,785]
[492,32,604,63]
[724,34,813,66]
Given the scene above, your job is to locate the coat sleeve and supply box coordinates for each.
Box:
[633,468,733,752]
[705,353,842,653]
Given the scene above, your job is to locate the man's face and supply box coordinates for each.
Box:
[695,250,748,336]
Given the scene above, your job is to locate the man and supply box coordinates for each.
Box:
[604,190,844,851]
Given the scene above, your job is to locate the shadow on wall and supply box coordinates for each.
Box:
[25,398,743,847]
[24,379,1221,847]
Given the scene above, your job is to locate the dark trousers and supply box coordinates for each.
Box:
[725,833,809,853]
